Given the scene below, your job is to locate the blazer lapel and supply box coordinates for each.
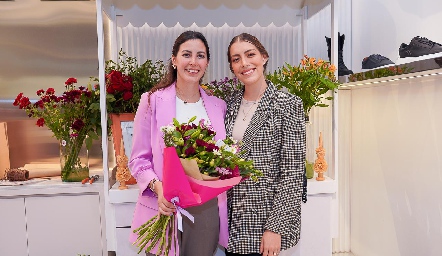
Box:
[154,84,177,153]
[200,88,226,140]
[225,89,243,137]
[226,82,276,158]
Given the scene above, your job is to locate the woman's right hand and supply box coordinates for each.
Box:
[154,181,176,216]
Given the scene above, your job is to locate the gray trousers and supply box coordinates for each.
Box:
[146,198,219,256]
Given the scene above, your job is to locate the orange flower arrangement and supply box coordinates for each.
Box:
[267,55,340,117]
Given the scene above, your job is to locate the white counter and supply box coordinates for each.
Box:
[0,173,107,256]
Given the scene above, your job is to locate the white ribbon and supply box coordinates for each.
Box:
[171,197,194,232]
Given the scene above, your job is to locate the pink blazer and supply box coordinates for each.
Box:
[128,82,228,251]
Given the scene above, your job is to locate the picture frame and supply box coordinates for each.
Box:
[109,113,135,160]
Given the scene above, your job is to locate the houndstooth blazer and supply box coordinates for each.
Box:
[225,81,306,254]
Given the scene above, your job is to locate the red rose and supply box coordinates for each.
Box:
[36,118,45,127]
[46,88,55,95]
[205,143,218,152]
[65,77,77,85]
[185,147,196,156]
[106,85,115,94]
[71,119,85,131]
[196,139,207,147]
[19,96,31,109]
[106,70,134,93]
[122,91,133,100]
[35,100,44,109]
[106,70,125,92]
[13,93,23,106]
[122,75,133,90]
[37,89,45,96]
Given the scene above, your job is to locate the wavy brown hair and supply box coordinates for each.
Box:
[148,31,210,102]
[227,33,269,73]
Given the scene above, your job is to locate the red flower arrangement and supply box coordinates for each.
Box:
[106,70,134,101]
[102,49,166,114]
[13,77,101,181]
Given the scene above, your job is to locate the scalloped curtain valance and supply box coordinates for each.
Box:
[115,22,302,82]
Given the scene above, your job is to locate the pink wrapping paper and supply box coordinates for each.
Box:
[162,147,242,208]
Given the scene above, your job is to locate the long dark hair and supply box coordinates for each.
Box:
[148,31,210,98]
[227,33,269,73]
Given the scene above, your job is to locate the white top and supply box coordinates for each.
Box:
[175,96,210,124]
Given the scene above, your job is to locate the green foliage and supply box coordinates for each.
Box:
[348,65,414,82]
[267,55,340,117]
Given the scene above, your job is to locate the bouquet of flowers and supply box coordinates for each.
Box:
[133,116,262,255]
[13,78,101,181]
[267,55,340,118]
[202,77,243,102]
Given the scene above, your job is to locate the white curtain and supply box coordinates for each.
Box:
[115,22,302,83]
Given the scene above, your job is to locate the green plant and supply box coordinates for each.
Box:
[348,65,413,82]
[267,55,340,117]
[101,49,166,114]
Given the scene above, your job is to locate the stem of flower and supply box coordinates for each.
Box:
[61,130,88,181]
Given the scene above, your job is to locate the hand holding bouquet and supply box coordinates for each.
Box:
[133,116,262,255]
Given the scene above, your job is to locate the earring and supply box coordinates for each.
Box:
[172,64,176,69]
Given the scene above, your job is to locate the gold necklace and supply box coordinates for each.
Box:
[242,99,257,121]
[176,87,200,104]
[241,88,266,121]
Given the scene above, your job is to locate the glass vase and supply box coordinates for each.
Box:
[59,135,89,182]
[305,116,315,179]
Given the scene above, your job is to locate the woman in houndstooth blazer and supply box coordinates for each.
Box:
[224,33,306,256]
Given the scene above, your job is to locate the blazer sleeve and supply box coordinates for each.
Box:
[264,96,306,236]
[129,92,159,196]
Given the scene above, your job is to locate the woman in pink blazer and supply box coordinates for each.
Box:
[129,31,228,256]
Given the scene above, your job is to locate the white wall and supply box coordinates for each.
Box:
[352,0,442,73]
[305,0,352,67]
[0,0,97,100]
[346,76,442,256]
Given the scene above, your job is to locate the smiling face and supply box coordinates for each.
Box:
[228,40,268,86]
[172,39,209,86]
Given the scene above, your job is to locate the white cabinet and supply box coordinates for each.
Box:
[0,198,27,256]
[0,178,106,256]
[25,194,103,256]
[109,186,140,256]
